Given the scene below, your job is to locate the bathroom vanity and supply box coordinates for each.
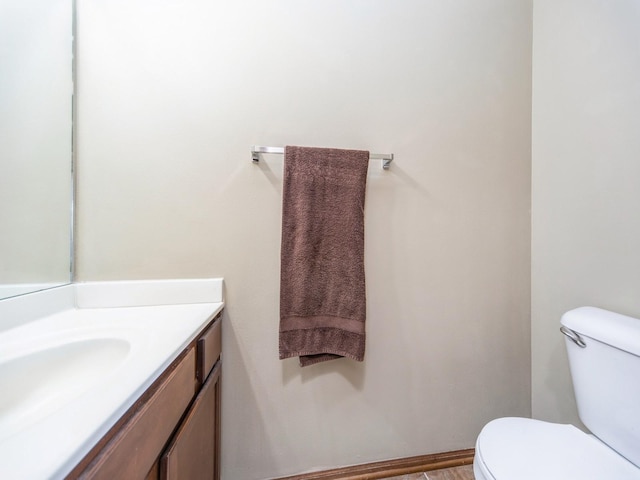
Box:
[71,311,222,480]
[0,279,224,480]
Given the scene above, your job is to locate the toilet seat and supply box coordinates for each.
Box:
[474,417,640,480]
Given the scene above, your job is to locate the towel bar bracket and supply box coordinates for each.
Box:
[251,146,393,170]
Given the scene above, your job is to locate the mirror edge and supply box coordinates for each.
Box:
[70,0,77,284]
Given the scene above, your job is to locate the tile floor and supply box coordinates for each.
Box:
[381,465,474,480]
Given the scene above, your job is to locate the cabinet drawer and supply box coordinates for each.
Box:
[79,348,197,480]
[197,318,221,383]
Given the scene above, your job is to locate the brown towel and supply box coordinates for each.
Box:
[279,146,369,367]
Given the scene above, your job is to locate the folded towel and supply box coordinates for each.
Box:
[279,145,369,367]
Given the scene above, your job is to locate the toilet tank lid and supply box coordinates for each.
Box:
[561,307,640,356]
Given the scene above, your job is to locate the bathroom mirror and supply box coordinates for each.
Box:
[0,0,74,299]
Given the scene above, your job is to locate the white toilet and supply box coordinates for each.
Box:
[474,307,640,480]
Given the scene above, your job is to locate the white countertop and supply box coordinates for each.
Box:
[0,279,224,480]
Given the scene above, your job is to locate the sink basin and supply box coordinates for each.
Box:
[0,279,223,480]
[0,338,130,441]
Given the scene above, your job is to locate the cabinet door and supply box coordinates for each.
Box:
[161,361,221,480]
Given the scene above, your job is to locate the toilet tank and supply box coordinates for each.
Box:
[561,307,640,468]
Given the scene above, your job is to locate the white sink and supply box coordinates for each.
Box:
[0,337,130,442]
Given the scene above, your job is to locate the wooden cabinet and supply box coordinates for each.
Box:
[69,313,222,480]
[161,362,221,480]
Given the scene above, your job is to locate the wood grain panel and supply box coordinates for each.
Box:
[160,362,221,480]
[197,318,221,384]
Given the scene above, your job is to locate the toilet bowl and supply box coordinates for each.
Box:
[474,307,640,480]
[474,417,639,480]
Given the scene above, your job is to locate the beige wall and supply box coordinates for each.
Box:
[532,0,640,426]
[76,1,532,478]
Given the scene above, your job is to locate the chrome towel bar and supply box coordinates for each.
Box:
[251,145,394,170]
